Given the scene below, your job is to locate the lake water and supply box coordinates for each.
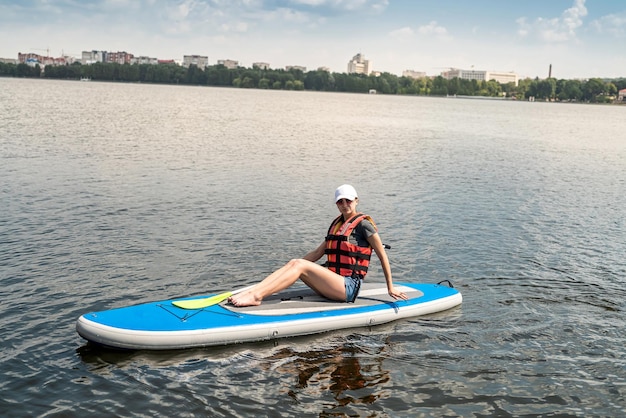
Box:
[1,78,624,417]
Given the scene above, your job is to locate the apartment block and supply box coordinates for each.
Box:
[107,51,134,64]
[131,56,158,65]
[218,59,239,69]
[82,50,105,64]
[347,53,371,75]
[183,55,209,68]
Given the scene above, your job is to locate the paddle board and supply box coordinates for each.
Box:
[76,282,462,350]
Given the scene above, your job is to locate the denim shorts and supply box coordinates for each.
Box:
[344,276,362,303]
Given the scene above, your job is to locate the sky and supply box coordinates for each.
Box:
[0,0,624,79]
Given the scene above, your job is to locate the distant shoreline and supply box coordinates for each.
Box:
[1,62,624,104]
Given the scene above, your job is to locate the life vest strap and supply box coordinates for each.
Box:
[325,247,372,260]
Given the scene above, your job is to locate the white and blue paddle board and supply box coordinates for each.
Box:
[76,282,462,350]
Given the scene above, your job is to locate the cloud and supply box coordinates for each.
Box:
[417,21,449,38]
[259,7,312,24]
[591,12,626,38]
[219,21,249,33]
[287,0,389,12]
[388,20,450,42]
[389,26,414,40]
[517,0,588,42]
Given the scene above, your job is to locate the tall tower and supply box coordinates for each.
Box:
[347,53,371,75]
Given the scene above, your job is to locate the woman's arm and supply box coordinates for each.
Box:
[303,241,326,263]
[367,233,408,300]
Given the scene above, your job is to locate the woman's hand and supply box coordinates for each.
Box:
[388,286,409,300]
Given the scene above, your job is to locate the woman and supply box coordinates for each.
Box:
[228,184,408,307]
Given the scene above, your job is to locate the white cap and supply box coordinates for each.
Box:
[334,184,358,202]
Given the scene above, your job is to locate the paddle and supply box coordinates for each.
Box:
[172,285,255,310]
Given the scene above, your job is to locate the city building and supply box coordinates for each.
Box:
[81,50,134,65]
[486,71,518,86]
[347,53,371,75]
[18,52,66,67]
[131,56,158,65]
[82,50,105,64]
[18,52,45,66]
[618,89,626,102]
[183,55,209,68]
[402,70,426,79]
[442,68,518,86]
[217,59,238,69]
[253,62,271,70]
[442,68,486,81]
[107,51,134,64]
[286,65,306,72]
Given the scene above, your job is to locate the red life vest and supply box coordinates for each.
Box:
[325,213,377,278]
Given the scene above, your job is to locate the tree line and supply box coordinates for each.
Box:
[1,61,624,103]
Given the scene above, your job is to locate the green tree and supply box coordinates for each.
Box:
[501,82,516,98]
[431,76,448,96]
[582,78,606,102]
[16,63,38,77]
[448,77,461,96]
[614,78,626,91]
[516,78,534,99]
[557,79,583,101]
[484,80,502,97]
[413,77,432,95]
[397,76,415,94]
[206,65,232,86]
[240,76,255,88]
[304,70,334,91]
[0,62,17,76]
[606,82,617,96]
[531,78,556,100]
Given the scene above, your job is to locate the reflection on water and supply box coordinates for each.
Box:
[271,339,391,411]
[76,332,396,416]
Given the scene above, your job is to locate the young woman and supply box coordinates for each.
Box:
[228,184,408,307]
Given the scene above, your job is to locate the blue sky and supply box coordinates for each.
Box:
[1,0,624,79]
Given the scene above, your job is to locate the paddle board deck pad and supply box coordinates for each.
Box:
[76,282,462,350]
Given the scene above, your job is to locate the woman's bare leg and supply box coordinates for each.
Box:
[229,259,346,307]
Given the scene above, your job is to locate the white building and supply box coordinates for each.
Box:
[486,71,518,86]
[402,69,426,79]
[442,68,486,81]
[183,55,209,68]
[217,59,238,69]
[131,56,158,65]
[82,50,105,65]
[442,68,518,86]
[286,65,307,72]
[347,53,371,75]
[253,62,270,70]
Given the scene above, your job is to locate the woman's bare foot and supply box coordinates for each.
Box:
[228,291,262,307]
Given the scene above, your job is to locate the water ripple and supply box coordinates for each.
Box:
[1,79,624,417]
